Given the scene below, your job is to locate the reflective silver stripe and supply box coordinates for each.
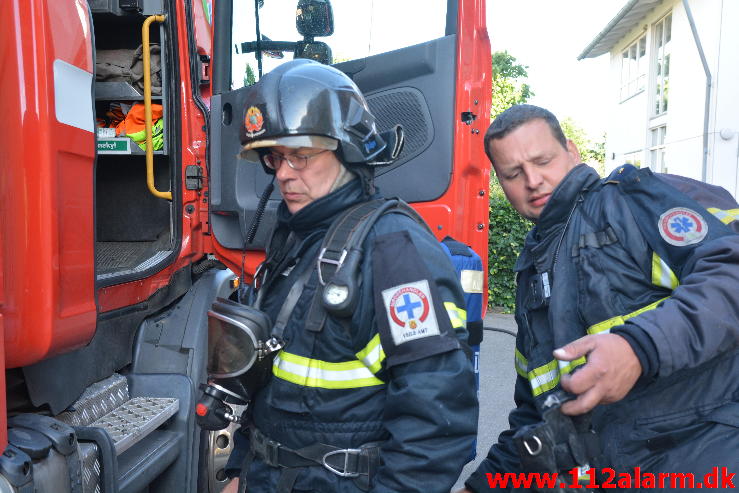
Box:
[53,59,94,133]
[526,357,587,396]
[558,357,586,375]
[707,207,739,225]
[514,348,528,378]
[460,269,484,293]
[651,252,679,290]
[273,351,384,389]
[516,352,587,397]
[355,334,385,374]
[444,302,467,328]
[529,361,559,396]
[588,297,669,335]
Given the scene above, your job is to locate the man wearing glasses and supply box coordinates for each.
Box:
[222,59,477,493]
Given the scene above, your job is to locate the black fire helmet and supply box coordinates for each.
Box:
[238,59,403,194]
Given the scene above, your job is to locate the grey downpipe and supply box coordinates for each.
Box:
[682,0,711,181]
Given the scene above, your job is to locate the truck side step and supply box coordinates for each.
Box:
[52,373,180,493]
[57,374,179,455]
[89,397,179,455]
[56,374,130,427]
[117,430,181,493]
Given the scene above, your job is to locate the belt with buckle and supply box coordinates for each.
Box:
[249,427,380,490]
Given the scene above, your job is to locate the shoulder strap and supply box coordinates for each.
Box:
[270,264,314,341]
[252,227,296,308]
[305,198,429,333]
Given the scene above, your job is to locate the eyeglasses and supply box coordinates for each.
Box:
[262,149,330,171]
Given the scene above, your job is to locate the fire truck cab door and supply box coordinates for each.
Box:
[209,0,480,273]
[2,0,97,368]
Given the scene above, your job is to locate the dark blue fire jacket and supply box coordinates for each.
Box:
[227,178,478,492]
[466,164,739,491]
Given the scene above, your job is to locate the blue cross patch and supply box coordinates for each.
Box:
[381,280,440,345]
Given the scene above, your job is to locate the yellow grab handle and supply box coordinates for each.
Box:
[142,15,171,200]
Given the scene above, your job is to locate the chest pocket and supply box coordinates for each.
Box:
[572,226,632,328]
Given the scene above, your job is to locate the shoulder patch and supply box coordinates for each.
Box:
[381,280,440,345]
[658,207,708,246]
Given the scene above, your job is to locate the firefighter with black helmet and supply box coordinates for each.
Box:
[223,59,478,492]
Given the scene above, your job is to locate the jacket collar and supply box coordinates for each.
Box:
[515,164,600,272]
[536,164,600,237]
[276,178,371,238]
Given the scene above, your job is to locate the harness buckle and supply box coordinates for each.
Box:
[322,448,362,478]
[316,248,347,285]
[264,438,281,467]
[523,435,543,456]
[263,336,285,355]
[253,261,266,290]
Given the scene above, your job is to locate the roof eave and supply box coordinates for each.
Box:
[578,0,661,60]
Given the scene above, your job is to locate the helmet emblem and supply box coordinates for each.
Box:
[244,106,265,138]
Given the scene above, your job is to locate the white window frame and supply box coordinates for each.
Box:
[619,34,647,102]
[652,13,672,116]
[649,125,667,172]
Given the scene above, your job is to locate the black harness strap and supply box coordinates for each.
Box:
[306,198,430,333]
[316,199,386,285]
[305,200,386,332]
[250,427,379,492]
[271,265,315,341]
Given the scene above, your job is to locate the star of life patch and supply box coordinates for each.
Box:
[658,207,708,246]
[381,279,440,345]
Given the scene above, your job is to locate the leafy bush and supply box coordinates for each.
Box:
[488,179,532,312]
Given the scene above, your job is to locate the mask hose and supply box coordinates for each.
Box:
[246,176,275,245]
[239,176,275,303]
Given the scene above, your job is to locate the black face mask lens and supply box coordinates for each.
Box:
[206,298,273,378]
[207,314,259,377]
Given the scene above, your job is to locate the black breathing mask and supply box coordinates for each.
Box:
[196,297,283,431]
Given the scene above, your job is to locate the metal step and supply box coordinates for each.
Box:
[56,373,129,427]
[56,374,180,455]
[117,430,181,493]
[78,442,102,493]
[90,397,179,455]
[53,374,180,492]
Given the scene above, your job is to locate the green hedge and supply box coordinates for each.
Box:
[487,181,532,312]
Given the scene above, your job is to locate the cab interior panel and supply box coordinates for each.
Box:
[91,2,175,284]
[95,155,172,277]
[209,36,455,252]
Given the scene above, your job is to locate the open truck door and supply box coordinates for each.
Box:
[2,1,224,490]
[208,0,491,286]
[1,0,98,435]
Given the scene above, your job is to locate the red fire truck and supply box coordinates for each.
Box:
[0,0,490,490]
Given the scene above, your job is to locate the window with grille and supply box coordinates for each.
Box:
[620,35,647,101]
[649,125,667,172]
[653,13,671,115]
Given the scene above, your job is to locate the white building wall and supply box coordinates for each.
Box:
[660,0,708,181]
[605,21,651,175]
[603,0,739,198]
[710,0,739,198]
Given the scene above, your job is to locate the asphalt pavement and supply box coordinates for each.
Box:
[452,311,518,491]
